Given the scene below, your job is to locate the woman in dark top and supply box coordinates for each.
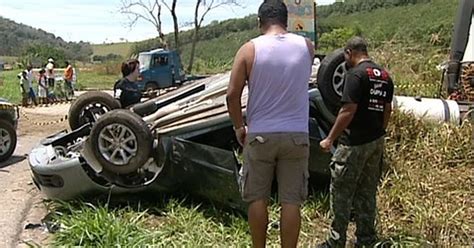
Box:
[116,59,142,108]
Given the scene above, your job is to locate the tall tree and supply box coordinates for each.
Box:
[162,0,180,52]
[119,0,167,48]
[187,0,240,73]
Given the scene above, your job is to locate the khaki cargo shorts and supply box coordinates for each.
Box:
[240,132,309,205]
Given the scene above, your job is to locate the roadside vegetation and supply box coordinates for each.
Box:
[46,111,472,247]
[91,42,132,58]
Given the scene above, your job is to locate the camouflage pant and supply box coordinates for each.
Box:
[327,136,384,247]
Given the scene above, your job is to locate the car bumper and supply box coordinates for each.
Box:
[28,143,152,200]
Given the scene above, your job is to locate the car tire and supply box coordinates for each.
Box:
[317,48,348,114]
[0,119,17,162]
[68,91,121,130]
[145,82,159,92]
[89,109,153,174]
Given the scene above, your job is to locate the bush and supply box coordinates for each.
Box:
[90,61,122,76]
[91,53,123,63]
[372,42,447,97]
[378,111,472,246]
[318,27,361,52]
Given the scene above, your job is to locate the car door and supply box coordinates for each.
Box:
[151,54,173,88]
[168,137,247,212]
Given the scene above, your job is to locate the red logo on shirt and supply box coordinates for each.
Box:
[366,68,389,81]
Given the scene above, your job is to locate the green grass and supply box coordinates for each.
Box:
[378,111,472,247]
[319,0,456,48]
[74,69,120,90]
[92,42,134,58]
[48,193,330,247]
[0,70,22,103]
[0,56,18,64]
[372,43,447,98]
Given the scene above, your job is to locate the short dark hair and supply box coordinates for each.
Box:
[121,59,139,77]
[345,36,368,53]
[39,69,45,74]
[258,0,288,28]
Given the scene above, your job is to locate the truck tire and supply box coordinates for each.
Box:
[89,109,153,174]
[145,82,159,92]
[0,119,16,162]
[68,91,121,130]
[317,48,348,114]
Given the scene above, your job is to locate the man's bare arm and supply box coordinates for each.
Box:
[326,103,358,142]
[226,42,253,129]
[383,103,392,129]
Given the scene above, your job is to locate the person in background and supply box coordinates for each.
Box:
[64,61,74,100]
[317,36,394,248]
[226,0,314,247]
[45,58,55,89]
[25,65,38,106]
[37,69,48,104]
[18,71,29,106]
[71,67,77,92]
[116,59,141,108]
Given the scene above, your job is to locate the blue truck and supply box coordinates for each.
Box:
[136,48,186,91]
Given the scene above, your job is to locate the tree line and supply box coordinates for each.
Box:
[317,0,433,18]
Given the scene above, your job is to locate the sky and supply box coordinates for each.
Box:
[0,0,335,44]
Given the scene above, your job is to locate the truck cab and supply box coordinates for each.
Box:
[137,49,186,92]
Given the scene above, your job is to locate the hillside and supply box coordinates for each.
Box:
[318,0,456,48]
[123,0,456,74]
[86,0,457,97]
[0,16,92,62]
[91,42,133,58]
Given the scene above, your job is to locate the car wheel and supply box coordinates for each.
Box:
[89,109,153,174]
[68,91,121,130]
[317,48,348,114]
[0,119,16,162]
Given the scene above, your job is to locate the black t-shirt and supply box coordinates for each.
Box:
[339,60,394,145]
[117,78,141,108]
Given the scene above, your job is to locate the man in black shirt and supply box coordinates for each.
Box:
[116,59,142,108]
[318,37,394,248]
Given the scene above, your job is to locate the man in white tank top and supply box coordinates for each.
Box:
[226,0,314,247]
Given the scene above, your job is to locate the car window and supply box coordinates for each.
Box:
[138,54,151,70]
[153,55,169,67]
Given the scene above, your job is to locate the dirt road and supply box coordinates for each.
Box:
[0,103,70,247]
